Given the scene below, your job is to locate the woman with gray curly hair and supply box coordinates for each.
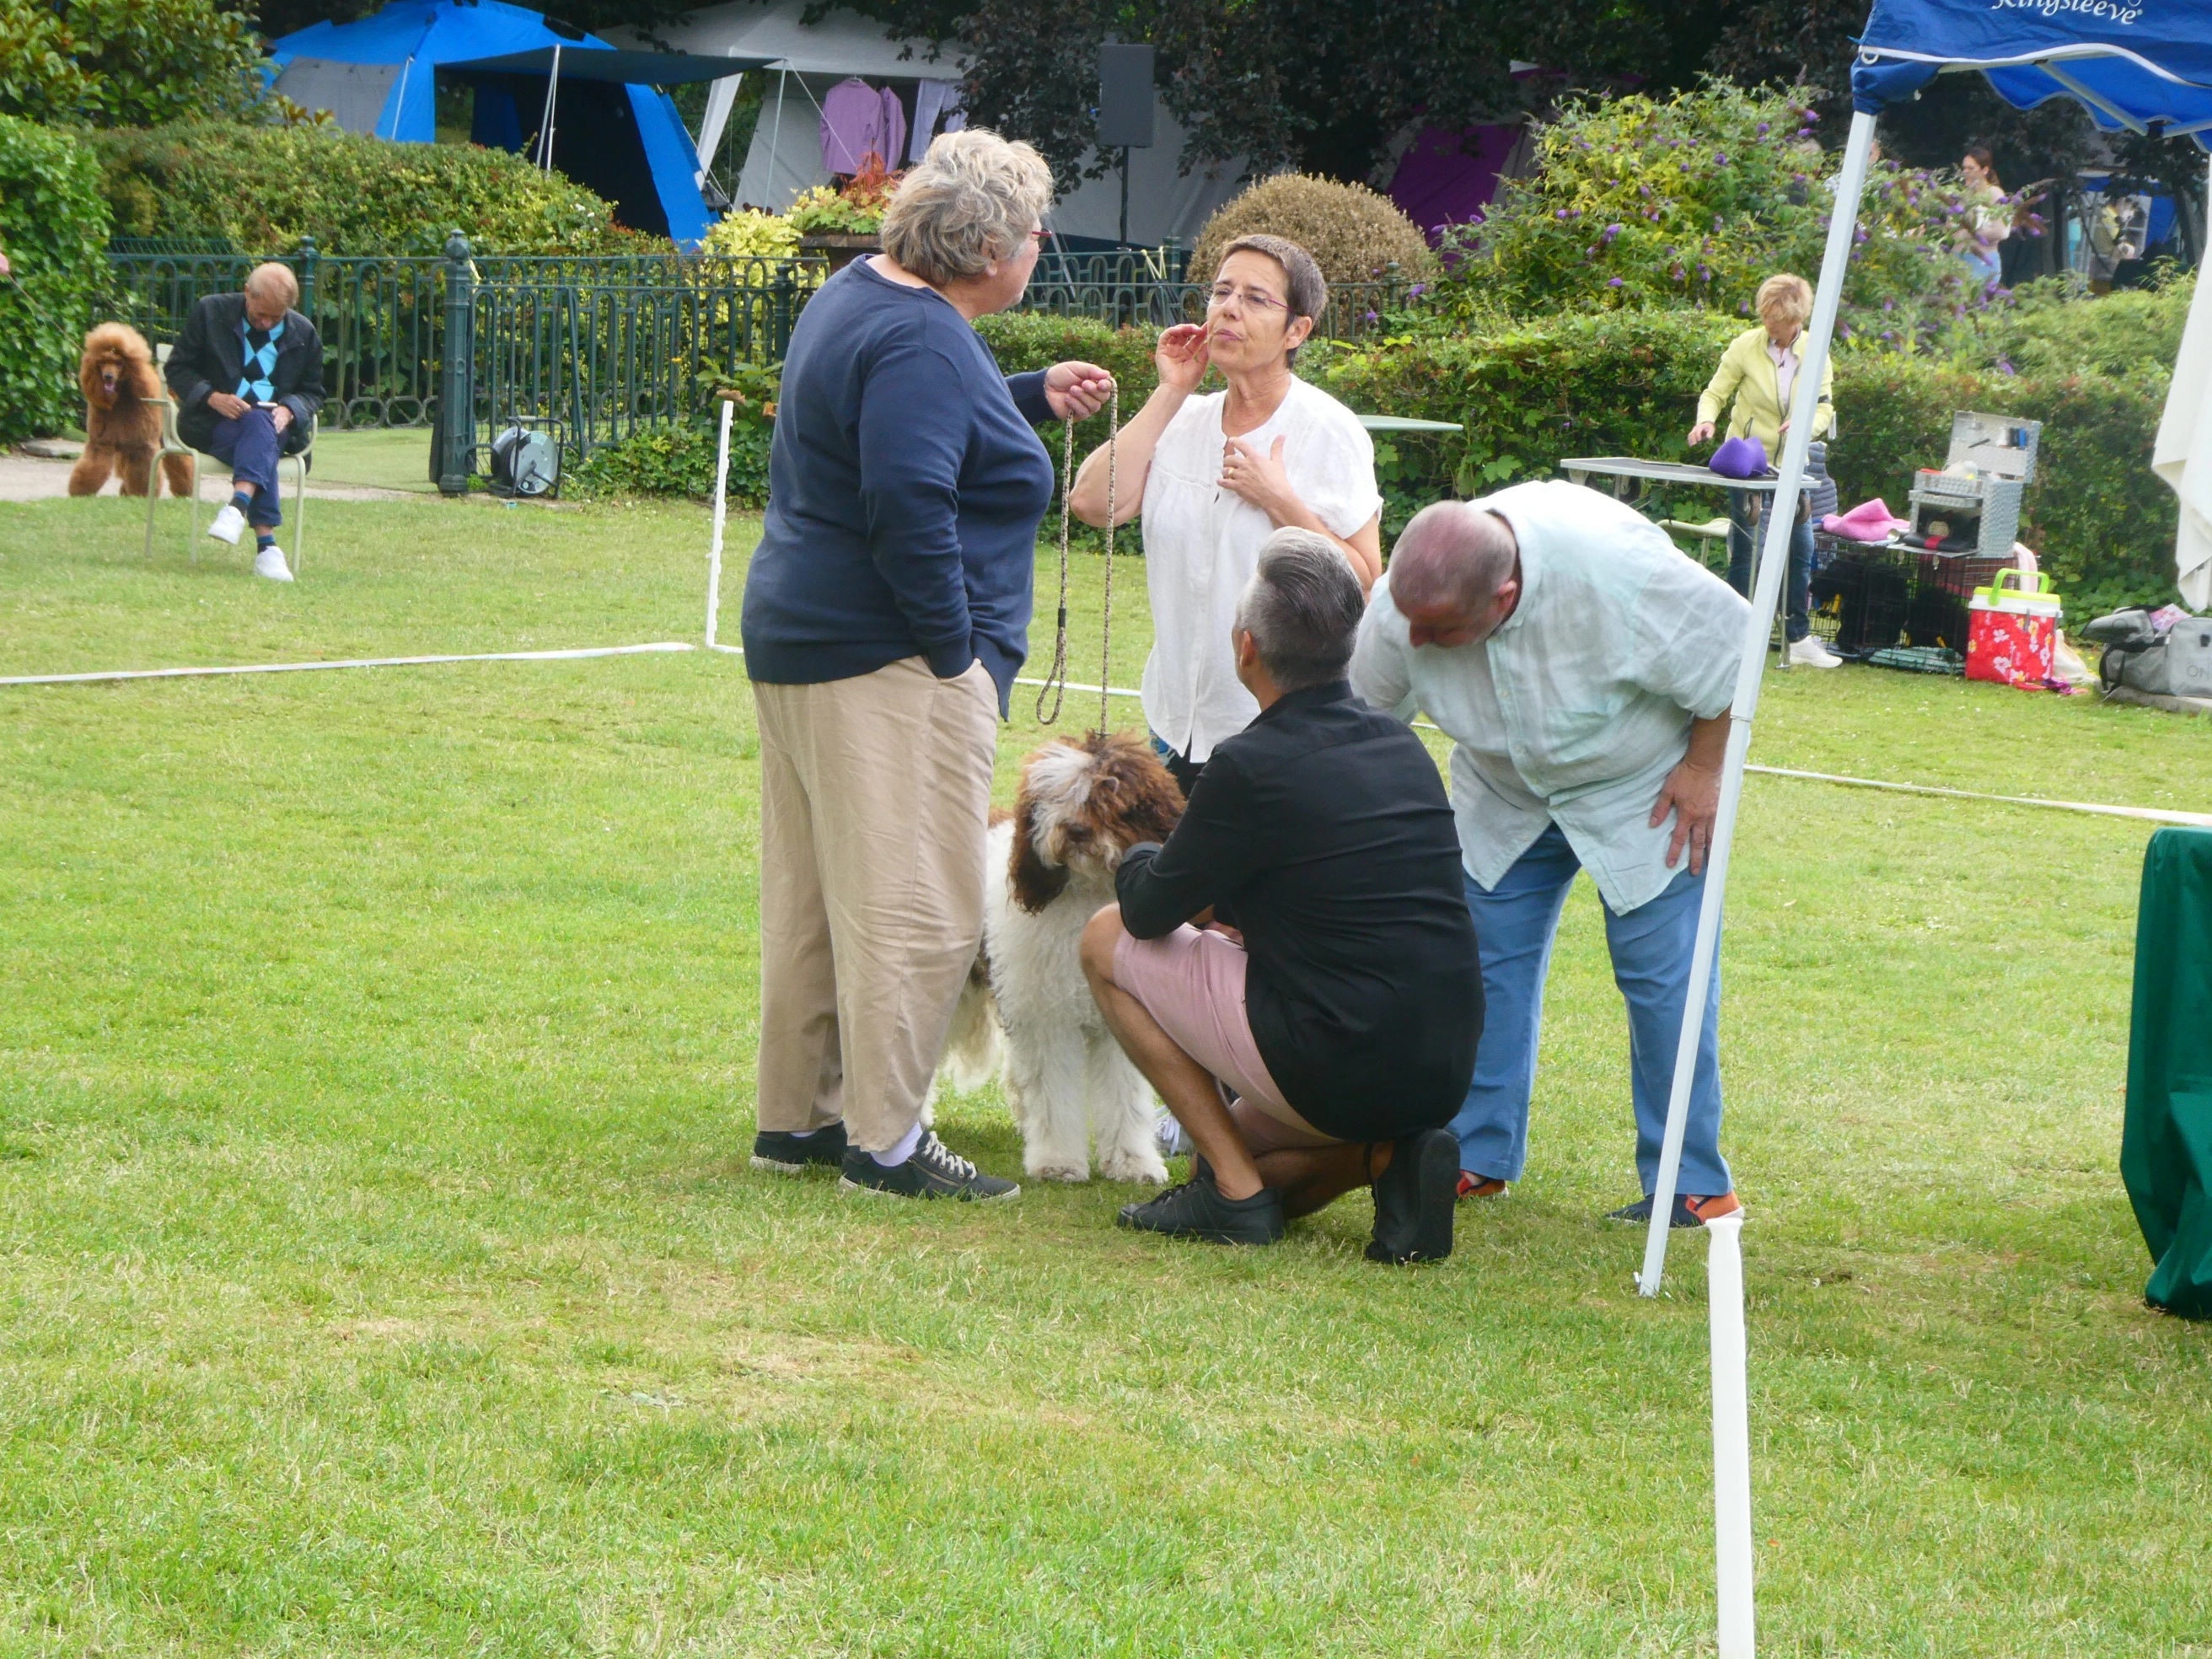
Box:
[741,127,1113,1203]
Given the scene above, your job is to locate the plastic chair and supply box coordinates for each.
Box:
[146,343,314,572]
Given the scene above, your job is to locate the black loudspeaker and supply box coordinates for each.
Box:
[1097,44,1155,148]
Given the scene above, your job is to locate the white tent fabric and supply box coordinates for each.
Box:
[638,0,933,83]
[2153,243,2212,609]
[695,65,746,178]
[635,0,1248,241]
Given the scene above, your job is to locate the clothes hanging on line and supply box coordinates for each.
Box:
[910,78,964,162]
[820,78,903,174]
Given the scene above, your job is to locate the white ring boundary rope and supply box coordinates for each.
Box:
[711,649,2212,829]
[0,642,697,688]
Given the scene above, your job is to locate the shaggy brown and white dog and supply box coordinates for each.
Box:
[939,732,1186,1184]
[69,323,193,500]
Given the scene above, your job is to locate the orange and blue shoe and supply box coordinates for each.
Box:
[1606,1190,1743,1228]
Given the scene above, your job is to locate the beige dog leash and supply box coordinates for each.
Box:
[1034,384,1118,733]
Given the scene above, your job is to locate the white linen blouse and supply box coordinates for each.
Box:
[1138,377,1382,763]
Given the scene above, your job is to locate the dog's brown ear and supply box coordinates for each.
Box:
[1108,737,1185,843]
[1007,800,1070,915]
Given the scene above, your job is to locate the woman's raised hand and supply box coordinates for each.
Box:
[1045,361,1115,421]
[1154,323,1211,396]
[1686,421,1716,448]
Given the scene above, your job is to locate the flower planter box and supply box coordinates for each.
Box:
[797,233,881,273]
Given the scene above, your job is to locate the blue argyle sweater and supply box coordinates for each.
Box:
[237,319,285,405]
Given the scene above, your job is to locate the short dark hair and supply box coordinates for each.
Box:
[1234,528,1366,690]
[1218,234,1328,362]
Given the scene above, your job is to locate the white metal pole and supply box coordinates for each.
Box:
[765,69,787,209]
[1708,1213,1756,1659]
[706,398,733,647]
[1638,109,1879,1297]
[540,44,562,171]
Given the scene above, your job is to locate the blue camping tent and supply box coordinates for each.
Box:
[1638,0,2212,1305]
[268,0,727,244]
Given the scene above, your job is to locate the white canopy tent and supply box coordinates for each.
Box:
[635,0,1248,243]
[1638,0,2212,1304]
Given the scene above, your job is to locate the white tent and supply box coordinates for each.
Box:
[636,0,1248,244]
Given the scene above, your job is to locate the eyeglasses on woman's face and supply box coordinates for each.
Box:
[1208,282,1290,315]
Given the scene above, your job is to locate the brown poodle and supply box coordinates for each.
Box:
[69,323,195,499]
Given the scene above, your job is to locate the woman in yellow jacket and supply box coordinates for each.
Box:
[1687,272,1839,668]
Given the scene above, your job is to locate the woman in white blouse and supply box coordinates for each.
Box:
[1069,234,1382,792]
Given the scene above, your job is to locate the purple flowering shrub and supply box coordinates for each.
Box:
[1444,83,2005,336]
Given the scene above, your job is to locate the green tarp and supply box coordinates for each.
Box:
[2121,826,2212,1318]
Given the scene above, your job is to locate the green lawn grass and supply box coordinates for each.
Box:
[2,491,2209,1656]
[304,429,439,496]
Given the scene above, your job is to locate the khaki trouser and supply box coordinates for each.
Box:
[752,655,998,1154]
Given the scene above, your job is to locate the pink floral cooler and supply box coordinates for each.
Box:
[1966,568,2064,689]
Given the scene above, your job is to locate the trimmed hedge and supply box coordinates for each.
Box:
[91,121,647,255]
[0,115,113,443]
[571,300,2183,611]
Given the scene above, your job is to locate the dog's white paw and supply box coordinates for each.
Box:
[1097,1150,1170,1186]
[1029,1160,1091,1184]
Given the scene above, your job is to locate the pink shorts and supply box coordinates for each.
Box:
[1113,925,1339,1154]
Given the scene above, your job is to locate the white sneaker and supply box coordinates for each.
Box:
[1788,636,1841,668]
[253,545,294,583]
[206,502,246,545]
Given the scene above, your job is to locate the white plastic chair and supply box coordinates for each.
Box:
[147,342,314,572]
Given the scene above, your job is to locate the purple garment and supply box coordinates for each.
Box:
[878,85,907,172]
[820,78,886,174]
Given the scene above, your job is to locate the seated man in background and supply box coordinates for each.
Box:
[1351,490,1749,1228]
[1080,529,1482,1262]
[164,261,325,583]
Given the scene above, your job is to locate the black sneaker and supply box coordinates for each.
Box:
[1606,1190,1743,1229]
[1366,1127,1458,1264]
[1117,1171,1285,1245]
[838,1131,1020,1201]
[750,1123,849,1175]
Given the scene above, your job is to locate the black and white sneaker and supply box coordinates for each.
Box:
[1366,1127,1458,1264]
[1117,1171,1285,1246]
[750,1123,849,1175]
[839,1131,1019,1201]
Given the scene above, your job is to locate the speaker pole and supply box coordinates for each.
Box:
[1119,146,1131,246]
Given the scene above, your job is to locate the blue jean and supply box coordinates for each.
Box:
[1726,490,1812,643]
[207,407,283,529]
[1452,824,1731,1197]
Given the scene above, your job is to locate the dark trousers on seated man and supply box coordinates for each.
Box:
[208,405,287,533]
[1077,534,1482,1261]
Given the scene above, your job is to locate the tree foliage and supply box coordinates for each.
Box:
[0,0,267,128]
[846,0,1670,187]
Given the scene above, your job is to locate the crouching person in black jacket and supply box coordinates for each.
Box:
[1079,529,1484,1261]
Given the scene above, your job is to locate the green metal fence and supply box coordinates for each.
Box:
[107,234,1421,491]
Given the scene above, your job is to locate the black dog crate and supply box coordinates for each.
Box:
[1812,538,2017,657]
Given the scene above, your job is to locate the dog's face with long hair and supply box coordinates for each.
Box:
[81,323,158,411]
[1008,733,1184,914]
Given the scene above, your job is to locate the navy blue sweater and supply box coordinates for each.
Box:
[741,260,1056,712]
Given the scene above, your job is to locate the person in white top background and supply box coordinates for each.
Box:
[1070,234,1382,793]
[1350,487,1751,1230]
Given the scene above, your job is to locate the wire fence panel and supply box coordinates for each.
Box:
[465,257,821,464]
[108,244,448,431]
[109,238,1424,480]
